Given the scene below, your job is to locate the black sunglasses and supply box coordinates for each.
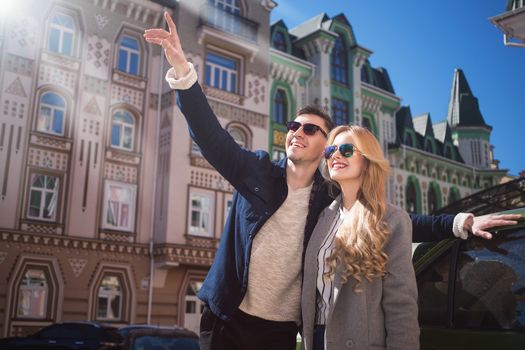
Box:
[324,143,360,159]
[286,121,328,137]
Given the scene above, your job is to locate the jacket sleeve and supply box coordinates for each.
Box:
[176,82,268,189]
[410,213,455,243]
[383,208,420,350]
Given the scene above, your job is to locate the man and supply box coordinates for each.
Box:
[144,12,520,350]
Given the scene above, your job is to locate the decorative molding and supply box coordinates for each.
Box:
[94,13,109,29]
[104,162,138,183]
[84,76,109,96]
[105,149,141,165]
[190,169,234,192]
[27,147,69,171]
[204,86,244,106]
[30,134,72,151]
[41,52,81,71]
[155,245,216,267]
[0,251,7,265]
[208,99,267,129]
[20,222,64,235]
[1,230,215,267]
[83,97,103,116]
[5,77,27,98]
[112,70,147,90]
[68,258,88,278]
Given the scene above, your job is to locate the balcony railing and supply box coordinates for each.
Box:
[200,4,258,42]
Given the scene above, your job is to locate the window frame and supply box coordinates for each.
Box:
[47,12,76,56]
[96,274,123,321]
[187,188,215,238]
[331,97,349,126]
[117,35,141,76]
[36,91,67,136]
[27,173,60,222]
[101,180,137,232]
[110,110,136,152]
[16,269,49,319]
[204,49,242,94]
[331,34,348,85]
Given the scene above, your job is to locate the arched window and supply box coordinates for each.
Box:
[406,177,420,214]
[111,110,135,151]
[17,269,48,319]
[228,127,247,148]
[47,13,75,56]
[96,275,122,321]
[273,89,287,124]
[273,31,287,52]
[28,174,59,221]
[428,184,440,213]
[448,187,461,205]
[37,92,66,136]
[118,36,140,75]
[331,35,347,84]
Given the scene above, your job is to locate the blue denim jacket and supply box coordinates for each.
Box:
[177,83,454,321]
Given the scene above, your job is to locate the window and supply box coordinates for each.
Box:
[272,148,286,161]
[331,35,347,84]
[205,51,239,93]
[111,110,135,151]
[48,13,75,56]
[224,197,233,222]
[406,179,419,213]
[184,280,204,334]
[97,275,122,321]
[454,231,525,330]
[448,187,461,204]
[428,185,440,213]
[417,249,452,326]
[273,89,287,125]
[189,191,214,237]
[208,0,242,36]
[37,92,66,136]
[273,31,287,52]
[17,269,48,318]
[331,98,349,125]
[28,174,59,221]
[118,36,140,75]
[228,127,247,148]
[102,181,136,232]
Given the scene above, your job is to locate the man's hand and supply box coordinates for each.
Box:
[464,213,522,239]
[144,12,190,78]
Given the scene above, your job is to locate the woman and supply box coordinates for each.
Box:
[301,125,419,350]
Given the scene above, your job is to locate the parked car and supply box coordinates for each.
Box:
[413,207,525,350]
[0,321,122,350]
[119,326,199,350]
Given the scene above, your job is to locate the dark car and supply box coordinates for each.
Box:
[120,327,199,350]
[0,321,122,350]
[413,207,525,350]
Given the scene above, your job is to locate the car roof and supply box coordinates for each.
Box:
[488,206,525,233]
[125,328,198,339]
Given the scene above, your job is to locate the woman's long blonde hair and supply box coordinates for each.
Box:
[322,125,391,291]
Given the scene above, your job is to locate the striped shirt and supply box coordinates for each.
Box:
[315,207,345,325]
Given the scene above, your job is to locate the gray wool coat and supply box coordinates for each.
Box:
[301,196,419,350]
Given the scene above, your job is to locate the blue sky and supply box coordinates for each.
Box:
[271,0,525,176]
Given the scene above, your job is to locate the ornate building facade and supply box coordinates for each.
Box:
[268,13,507,214]
[0,0,509,339]
[0,0,275,337]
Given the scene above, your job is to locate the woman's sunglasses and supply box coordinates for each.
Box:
[286,121,327,137]
[324,143,360,159]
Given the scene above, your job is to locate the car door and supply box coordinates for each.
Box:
[415,227,525,350]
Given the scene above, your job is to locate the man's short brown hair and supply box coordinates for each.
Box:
[295,105,335,132]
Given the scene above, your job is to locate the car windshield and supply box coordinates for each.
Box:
[133,335,199,350]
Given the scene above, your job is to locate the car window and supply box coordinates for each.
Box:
[417,249,453,326]
[133,335,199,350]
[453,228,525,330]
[38,325,65,339]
